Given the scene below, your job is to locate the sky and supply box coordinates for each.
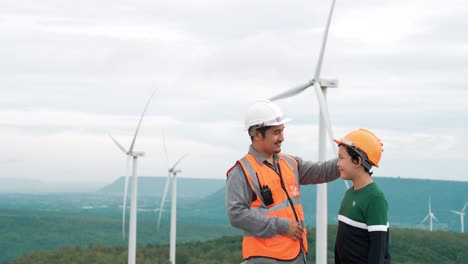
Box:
[1,0,467,185]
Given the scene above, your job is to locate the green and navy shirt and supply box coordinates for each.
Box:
[335,182,391,264]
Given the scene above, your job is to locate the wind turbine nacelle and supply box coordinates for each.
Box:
[131,151,145,157]
[318,78,339,88]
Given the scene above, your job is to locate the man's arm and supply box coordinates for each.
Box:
[294,157,341,185]
[226,165,289,238]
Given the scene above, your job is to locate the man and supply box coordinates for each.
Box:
[334,128,391,264]
[226,99,341,264]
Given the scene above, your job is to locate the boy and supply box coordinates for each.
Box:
[334,128,391,264]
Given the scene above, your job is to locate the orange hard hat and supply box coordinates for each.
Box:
[334,128,383,168]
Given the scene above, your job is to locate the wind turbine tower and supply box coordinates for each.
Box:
[109,92,155,264]
[268,0,345,263]
[157,133,188,264]
[450,201,467,233]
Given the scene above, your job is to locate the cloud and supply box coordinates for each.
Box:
[0,0,467,183]
[1,14,186,42]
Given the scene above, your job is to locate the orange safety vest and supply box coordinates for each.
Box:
[237,153,308,261]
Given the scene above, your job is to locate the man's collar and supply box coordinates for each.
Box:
[248,145,281,165]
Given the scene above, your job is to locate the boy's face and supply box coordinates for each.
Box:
[337,145,358,180]
[255,124,285,155]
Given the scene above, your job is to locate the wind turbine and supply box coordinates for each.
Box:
[156,132,189,264]
[268,0,344,263]
[450,201,467,233]
[421,197,439,232]
[109,91,155,264]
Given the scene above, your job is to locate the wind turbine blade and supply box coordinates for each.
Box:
[313,0,337,80]
[450,209,462,215]
[157,172,172,232]
[312,82,349,190]
[269,80,314,101]
[162,129,171,168]
[313,82,337,152]
[109,134,128,154]
[343,179,350,189]
[432,214,439,223]
[421,214,430,224]
[128,90,157,153]
[462,201,468,213]
[170,153,189,171]
[121,156,131,240]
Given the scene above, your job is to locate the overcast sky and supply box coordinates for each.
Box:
[1,0,467,185]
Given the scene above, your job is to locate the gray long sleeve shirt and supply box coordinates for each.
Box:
[226,146,341,263]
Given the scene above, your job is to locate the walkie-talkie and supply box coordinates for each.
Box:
[256,173,274,206]
[261,185,274,206]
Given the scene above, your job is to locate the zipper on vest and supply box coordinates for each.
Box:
[266,160,305,254]
[276,165,299,222]
[277,164,306,253]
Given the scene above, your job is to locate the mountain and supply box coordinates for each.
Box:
[98,176,225,199]
[96,176,468,231]
[3,176,467,230]
[195,176,468,231]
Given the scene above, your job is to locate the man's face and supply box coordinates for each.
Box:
[254,124,285,155]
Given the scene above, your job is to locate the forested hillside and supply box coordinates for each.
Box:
[1,177,466,263]
[0,209,240,264]
[9,226,468,264]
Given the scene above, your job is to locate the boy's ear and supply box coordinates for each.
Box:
[355,156,363,168]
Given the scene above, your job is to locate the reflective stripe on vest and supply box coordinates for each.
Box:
[238,153,308,261]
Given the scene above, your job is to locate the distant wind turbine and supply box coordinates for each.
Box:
[109,91,155,264]
[450,201,467,233]
[421,197,439,232]
[268,0,346,263]
[157,132,189,264]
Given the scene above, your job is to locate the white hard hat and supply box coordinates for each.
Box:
[244,100,291,134]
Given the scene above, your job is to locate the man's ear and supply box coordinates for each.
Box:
[253,130,261,141]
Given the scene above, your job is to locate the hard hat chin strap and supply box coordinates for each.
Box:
[361,159,373,172]
[348,146,373,172]
[248,126,259,137]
